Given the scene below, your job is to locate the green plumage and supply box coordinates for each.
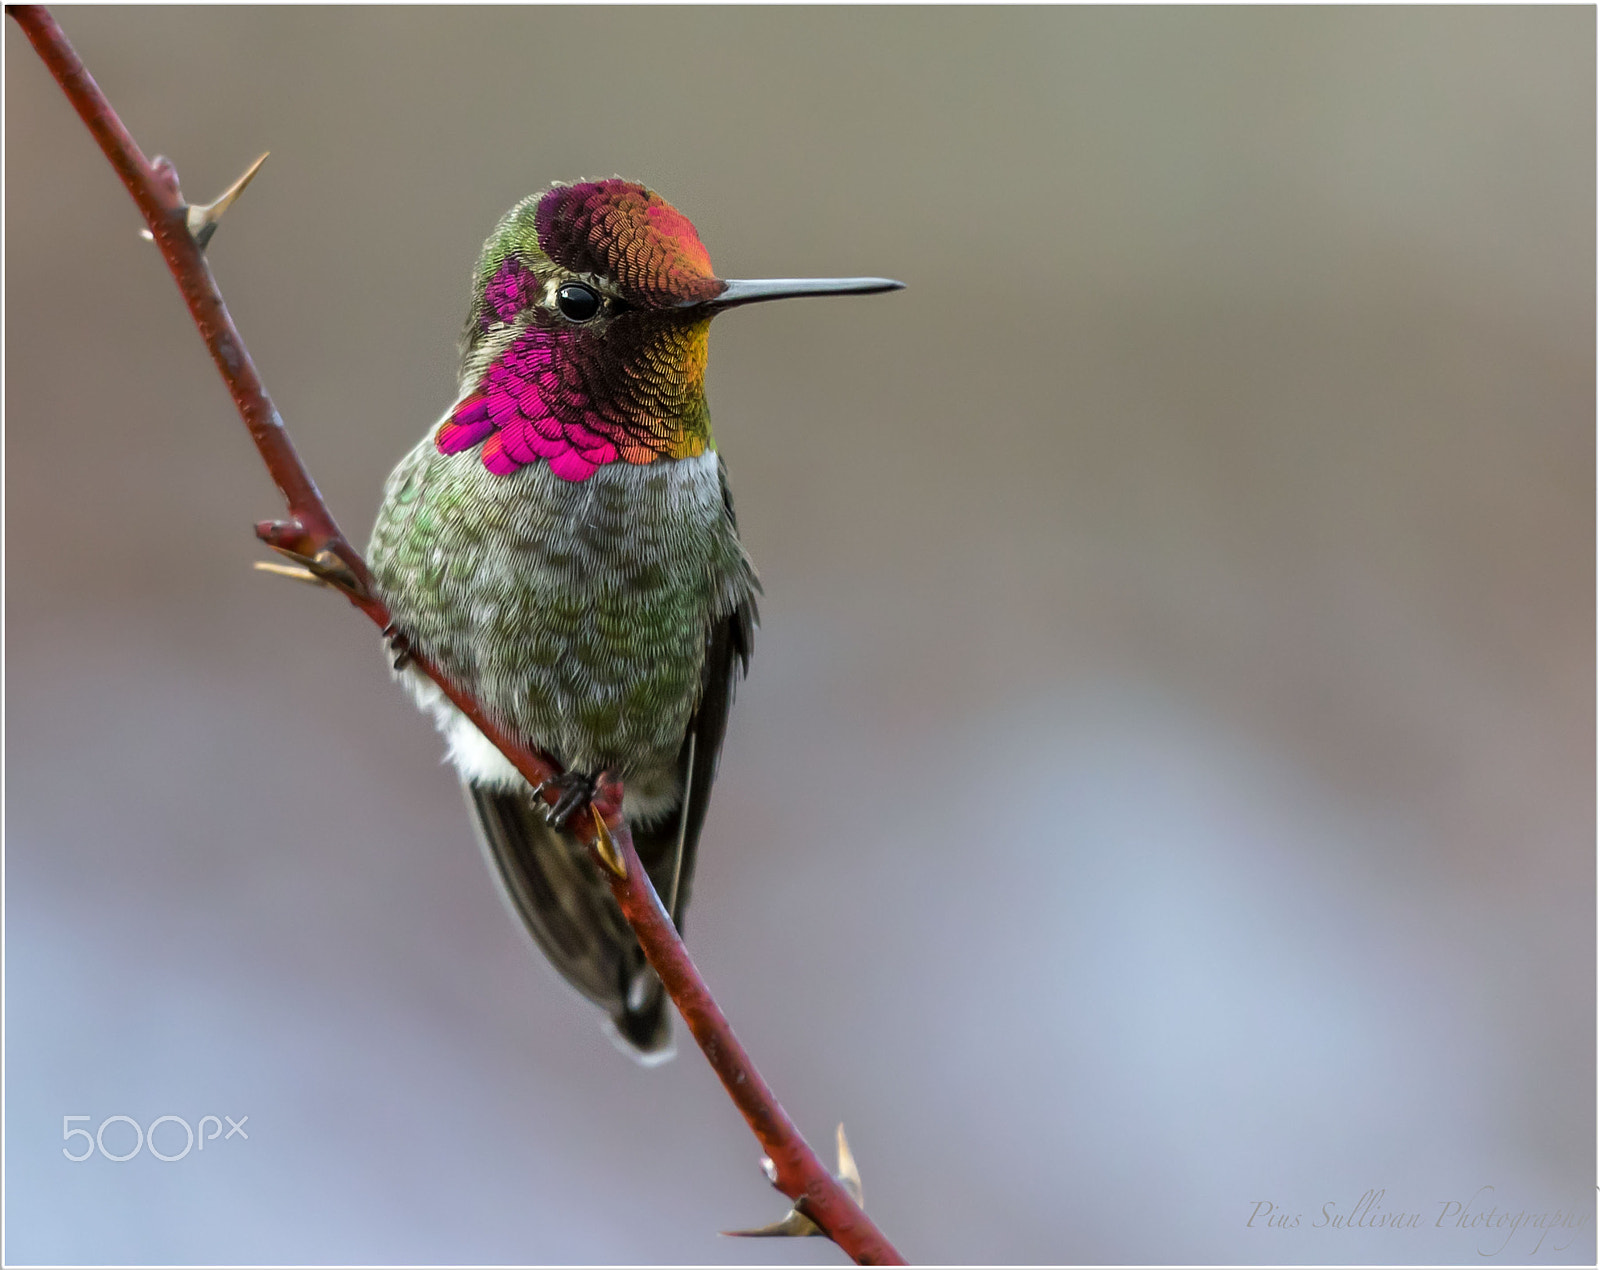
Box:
[369,436,754,799]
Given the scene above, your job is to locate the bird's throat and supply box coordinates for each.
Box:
[439,318,712,482]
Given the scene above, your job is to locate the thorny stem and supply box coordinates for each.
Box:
[606,821,904,1263]
[7,6,906,1265]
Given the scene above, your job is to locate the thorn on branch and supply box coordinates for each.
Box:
[255,519,369,600]
[589,805,627,878]
[838,1123,863,1200]
[252,560,329,587]
[185,151,267,250]
[723,1125,866,1238]
[137,153,268,250]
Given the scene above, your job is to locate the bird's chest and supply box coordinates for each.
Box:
[371,444,740,770]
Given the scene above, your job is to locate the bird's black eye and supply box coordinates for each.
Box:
[556,282,602,322]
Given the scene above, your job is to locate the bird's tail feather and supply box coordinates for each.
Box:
[465,780,674,1062]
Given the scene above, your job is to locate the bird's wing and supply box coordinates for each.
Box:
[633,460,759,934]
[632,591,755,935]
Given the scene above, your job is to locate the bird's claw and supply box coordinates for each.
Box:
[538,771,599,829]
[383,623,414,671]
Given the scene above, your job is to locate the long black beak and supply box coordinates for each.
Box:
[705,276,904,310]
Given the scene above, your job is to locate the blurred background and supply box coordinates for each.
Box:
[5,7,1593,1265]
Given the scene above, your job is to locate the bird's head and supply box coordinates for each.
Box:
[437,179,901,482]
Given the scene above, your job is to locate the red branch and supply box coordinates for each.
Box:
[8,6,905,1265]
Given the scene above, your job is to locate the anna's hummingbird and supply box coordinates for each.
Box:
[367,179,900,1061]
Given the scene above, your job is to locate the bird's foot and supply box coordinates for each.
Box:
[536,770,600,829]
[382,622,414,671]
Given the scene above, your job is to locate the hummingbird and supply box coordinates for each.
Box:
[367,179,901,1061]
